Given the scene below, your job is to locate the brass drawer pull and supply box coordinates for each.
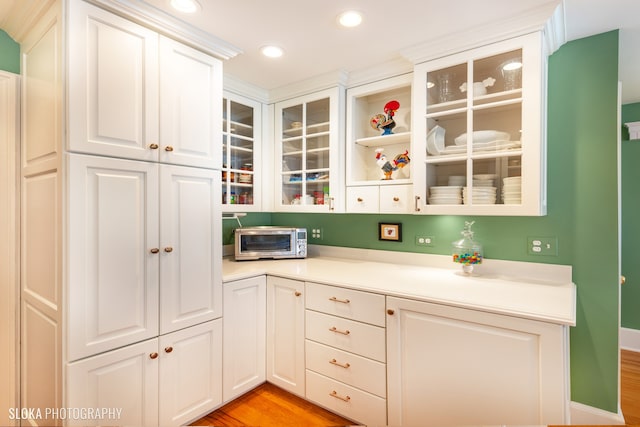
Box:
[329,326,350,336]
[329,390,351,402]
[164,346,173,353]
[149,352,158,360]
[149,143,159,150]
[393,197,400,202]
[329,296,350,304]
[387,309,395,315]
[357,197,363,202]
[294,291,302,297]
[329,358,350,369]
[150,248,160,254]
[164,146,174,152]
[164,247,173,253]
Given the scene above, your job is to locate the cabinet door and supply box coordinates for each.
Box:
[159,165,222,334]
[346,186,379,213]
[160,37,222,168]
[379,184,414,213]
[68,0,159,161]
[274,87,345,212]
[67,339,159,427]
[159,319,222,427]
[68,154,159,361]
[223,276,266,402]
[266,276,305,396]
[386,296,568,426]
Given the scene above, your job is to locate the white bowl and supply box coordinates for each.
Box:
[454,131,510,146]
[426,126,445,155]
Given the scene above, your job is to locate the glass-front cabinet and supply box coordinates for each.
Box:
[274,87,344,212]
[413,32,546,215]
[222,92,262,212]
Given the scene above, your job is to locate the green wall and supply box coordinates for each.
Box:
[0,30,19,74]
[268,31,621,412]
[621,102,640,330]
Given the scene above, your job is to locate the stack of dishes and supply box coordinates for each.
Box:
[502,176,522,204]
[463,186,497,204]
[428,186,462,205]
[472,174,497,187]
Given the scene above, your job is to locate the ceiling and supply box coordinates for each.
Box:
[1,0,639,103]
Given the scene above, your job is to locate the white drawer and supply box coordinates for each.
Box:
[379,184,414,213]
[305,282,385,326]
[346,186,379,213]
[305,310,385,362]
[306,340,386,398]
[306,370,387,427]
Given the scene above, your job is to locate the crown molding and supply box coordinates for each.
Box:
[346,56,413,88]
[0,0,58,43]
[625,121,640,140]
[267,69,349,103]
[82,0,241,60]
[223,73,270,104]
[400,2,563,65]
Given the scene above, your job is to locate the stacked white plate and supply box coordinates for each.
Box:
[502,176,522,204]
[463,186,497,204]
[428,186,462,205]
[472,174,497,187]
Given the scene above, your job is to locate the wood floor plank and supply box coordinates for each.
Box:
[621,349,640,425]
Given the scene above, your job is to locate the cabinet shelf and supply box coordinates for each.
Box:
[355,131,411,147]
[283,122,331,136]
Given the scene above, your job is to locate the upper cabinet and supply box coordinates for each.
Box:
[412,32,547,216]
[222,92,263,211]
[67,1,222,169]
[346,74,413,213]
[274,87,345,212]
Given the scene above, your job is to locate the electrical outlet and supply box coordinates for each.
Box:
[527,237,558,256]
[415,235,435,247]
[311,228,322,240]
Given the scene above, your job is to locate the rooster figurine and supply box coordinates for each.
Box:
[375,148,411,180]
[370,100,400,135]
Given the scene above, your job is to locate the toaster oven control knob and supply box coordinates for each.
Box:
[298,245,306,257]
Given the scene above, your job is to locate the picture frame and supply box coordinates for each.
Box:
[379,222,402,242]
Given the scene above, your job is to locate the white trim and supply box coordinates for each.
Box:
[569,401,626,425]
[621,327,640,352]
[624,121,640,140]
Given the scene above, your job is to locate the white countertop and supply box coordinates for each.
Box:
[222,246,576,326]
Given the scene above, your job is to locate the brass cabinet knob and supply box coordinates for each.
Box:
[165,146,174,152]
[621,275,626,285]
[149,352,158,359]
[164,346,173,353]
[393,197,400,202]
[150,248,160,254]
[149,143,159,150]
[294,291,302,297]
[387,309,395,315]
[164,247,173,253]
[357,197,363,202]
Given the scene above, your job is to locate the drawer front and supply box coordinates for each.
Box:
[379,184,414,213]
[346,186,379,213]
[306,310,385,362]
[306,282,385,326]
[306,340,386,398]
[306,370,387,427]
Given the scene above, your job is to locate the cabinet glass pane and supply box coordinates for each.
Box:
[229,101,254,138]
[425,111,467,158]
[306,98,330,134]
[425,160,466,205]
[222,97,256,207]
[282,104,303,138]
[427,63,467,113]
[471,157,521,205]
[474,49,523,98]
[471,103,522,154]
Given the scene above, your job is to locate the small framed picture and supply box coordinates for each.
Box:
[379,222,402,242]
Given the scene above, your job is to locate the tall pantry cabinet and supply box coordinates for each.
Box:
[19,0,229,425]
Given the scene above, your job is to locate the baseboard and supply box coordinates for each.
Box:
[570,401,626,425]
[620,327,640,352]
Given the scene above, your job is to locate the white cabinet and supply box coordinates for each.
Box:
[68,0,222,168]
[412,32,546,215]
[304,283,387,426]
[68,154,222,360]
[67,319,222,427]
[274,87,345,212]
[345,74,413,213]
[222,92,263,211]
[266,276,305,396]
[223,276,266,402]
[386,296,569,426]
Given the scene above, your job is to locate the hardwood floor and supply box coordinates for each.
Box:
[191,383,353,427]
[622,349,640,425]
[193,350,640,426]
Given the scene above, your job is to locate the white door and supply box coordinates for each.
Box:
[386,296,568,426]
[266,276,305,396]
[67,0,159,161]
[66,339,159,427]
[67,154,159,361]
[159,165,222,334]
[158,319,222,427]
[223,276,266,402]
[159,37,222,168]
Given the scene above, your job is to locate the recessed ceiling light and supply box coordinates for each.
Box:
[261,45,284,58]
[170,0,200,13]
[337,10,362,28]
